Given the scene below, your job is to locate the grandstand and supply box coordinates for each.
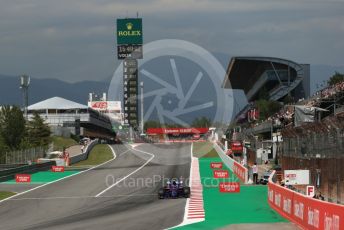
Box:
[222,57,310,102]
[226,78,344,203]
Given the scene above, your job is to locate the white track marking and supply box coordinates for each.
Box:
[0,144,118,204]
[119,149,131,157]
[8,193,157,201]
[95,144,155,197]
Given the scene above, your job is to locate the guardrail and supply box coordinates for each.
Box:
[213,142,248,183]
[0,164,26,171]
[0,161,56,182]
[268,170,344,230]
[69,139,98,164]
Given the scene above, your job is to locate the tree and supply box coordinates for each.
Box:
[192,117,211,128]
[144,120,162,130]
[0,106,26,150]
[26,112,51,147]
[255,100,282,121]
[0,106,25,150]
[0,133,9,163]
[258,86,270,100]
[328,72,344,86]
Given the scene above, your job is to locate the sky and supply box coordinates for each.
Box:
[0,0,343,83]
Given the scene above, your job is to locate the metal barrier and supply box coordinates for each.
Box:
[69,139,98,164]
[0,161,56,182]
[213,142,248,183]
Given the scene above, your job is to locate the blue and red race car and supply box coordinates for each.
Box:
[158,179,190,199]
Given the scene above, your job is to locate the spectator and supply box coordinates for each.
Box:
[252,163,258,184]
[319,192,325,201]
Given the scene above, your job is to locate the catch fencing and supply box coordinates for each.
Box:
[0,147,47,165]
[282,117,344,158]
[280,116,344,204]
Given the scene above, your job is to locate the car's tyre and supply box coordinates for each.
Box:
[183,187,190,198]
[158,188,165,199]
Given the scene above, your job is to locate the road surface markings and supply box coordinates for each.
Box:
[8,193,157,201]
[95,144,155,197]
[0,144,118,204]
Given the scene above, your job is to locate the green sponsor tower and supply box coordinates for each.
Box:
[116,18,143,129]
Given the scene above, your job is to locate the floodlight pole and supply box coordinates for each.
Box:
[140,81,144,135]
[20,75,30,120]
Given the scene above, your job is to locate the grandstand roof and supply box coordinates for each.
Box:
[222,56,307,101]
[28,97,88,110]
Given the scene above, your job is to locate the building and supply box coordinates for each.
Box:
[27,97,116,139]
[88,92,123,124]
[222,56,310,102]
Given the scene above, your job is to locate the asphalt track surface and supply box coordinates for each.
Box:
[0,143,191,230]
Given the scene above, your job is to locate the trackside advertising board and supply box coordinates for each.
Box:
[233,161,246,183]
[213,170,229,178]
[15,174,31,183]
[210,162,223,169]
[284,170,310,185]
[219,182,240,193]
[52,166,65,172]
[268,171,344,230]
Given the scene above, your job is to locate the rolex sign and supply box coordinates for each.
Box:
[117,18,143,45]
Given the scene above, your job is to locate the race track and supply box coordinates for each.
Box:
[0,143,191,230]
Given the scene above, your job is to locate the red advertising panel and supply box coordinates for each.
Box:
[214,170,229,178]
[15,174,31,183]
[159,139,206,143]
[89,101,108,110]
[52,166,65,172]
[233,161,247,183]
[231,141,243,153]
[210,162,223,169]
[193,134,201,139]
[147,128,209,135]
[268,172,344,230]
[219,182,240,193]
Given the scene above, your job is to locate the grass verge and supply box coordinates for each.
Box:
[0,191,16,200]
[52,136,77,151]
[193,142,219,158]
[73,144,113,166]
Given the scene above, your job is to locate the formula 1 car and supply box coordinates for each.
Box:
[158,179,190,199]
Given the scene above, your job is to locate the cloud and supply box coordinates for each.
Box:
[0,0,343,82]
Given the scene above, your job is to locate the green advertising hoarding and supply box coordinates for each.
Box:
[117,18,142,45]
